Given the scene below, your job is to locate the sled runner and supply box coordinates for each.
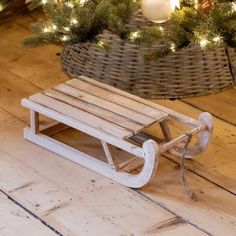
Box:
[21,76,213,188]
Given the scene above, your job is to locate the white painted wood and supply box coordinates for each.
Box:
[159,123,207,154]
[24,127,160,188]
[30,110,39,134]
[21,98,144,157]
[22,78,213,188]
[29,93,132,139]
[79,76,202,127]
[119,156,144,173]
[45,89,144,133]
[160,119,172,141]
[101,141,119,170]
[169,112,214,158]
[55,83,157,126]
[66,79,168,121]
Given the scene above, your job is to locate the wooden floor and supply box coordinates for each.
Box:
[0,11,235,236]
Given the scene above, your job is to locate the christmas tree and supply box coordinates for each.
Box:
[3,0,236,60]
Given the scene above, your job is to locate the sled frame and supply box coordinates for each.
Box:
[21,76,213,188]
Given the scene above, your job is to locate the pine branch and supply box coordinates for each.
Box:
[20,0,236,60]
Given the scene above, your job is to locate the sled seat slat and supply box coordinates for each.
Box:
[77,76,202,127]
[65,77,168,122]
[54,83,165,128]
[45,88,145,134]
[29,93,133,139]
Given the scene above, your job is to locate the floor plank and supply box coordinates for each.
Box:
[2,52,67,89]
[182,89,236,125]
[0,119,205,236]
[1,120,235,235]
[149,99,236,194]
[0,109,14,124]
[0,191,56,236]
[1,11,236,236]
[54,128,236,236]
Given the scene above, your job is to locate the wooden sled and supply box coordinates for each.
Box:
[21,76,214,188]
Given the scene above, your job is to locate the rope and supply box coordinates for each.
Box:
[180,132,198,202]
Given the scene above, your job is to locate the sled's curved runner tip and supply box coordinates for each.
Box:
[169,112,214,159]
[21,76,213,188]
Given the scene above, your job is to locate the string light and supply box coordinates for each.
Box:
[61,35,70,41]
[129,31,140,40]
[64,27,70,31]
[52,24,57,30]
[231,2,236,13]
[80,0,87,6]
[97,39,105,48]
[170,0,180,10]
[43,24,59,33]
[199,38,209,48]
[41,0,48,4]
[70,18,78,25]
[170,43,176,52]
[65,2,74,8]
[43,26,50,33]
[213,36,222,43]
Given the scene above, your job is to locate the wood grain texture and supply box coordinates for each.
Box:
[55,83,158,126]
[78,76,201,127]
[0,192,56,236]
[183,89,236,125]
[149,99,236,194]
[0,119,205,236]
[66,78,167,120]
[52,128,236,236]
[45,88,145,133]
[21,98,144,158]
[29,93,133,139]
[23,77,213,189]
[0,12,235,236]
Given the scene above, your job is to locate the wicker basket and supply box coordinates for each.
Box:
[61,16,235,98]
[228,48,236,81]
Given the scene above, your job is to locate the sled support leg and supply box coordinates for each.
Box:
[30,110,39,134]
[160,120,172,142]
[101,141,119,171]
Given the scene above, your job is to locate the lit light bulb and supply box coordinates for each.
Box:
[80,0,87,6]
[213,36,221,43]
[64,27,70,31]
[130,31,140,40]
[43,27,50,33]
[170,0,180,10]
[65,2,74,8]
[61,35,70,41]
[0,4,4,11]
[231,2,236,13]
[141,0,180,23]
[199,38,209,48]
[41,0,48,4]
[170,43,176,52]
[52,24,57,30]
[71,18,78,25]
[97,40,105,47]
